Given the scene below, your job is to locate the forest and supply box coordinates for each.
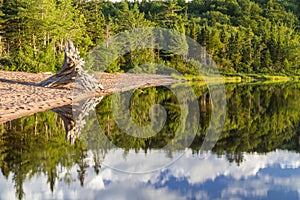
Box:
[0,0,300,75]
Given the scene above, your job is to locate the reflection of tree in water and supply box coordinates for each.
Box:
[76,146,89,187]
[47,168,57,192]
[93,149,103,175]
[3,130,26,200]
[1,83,300,198]
[98,83,300,165]
[95,85,200,154]
[209,83,300,165]
[0,111,83,200]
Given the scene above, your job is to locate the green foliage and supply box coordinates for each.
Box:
[0,0,91,72]
[0,0,300,74]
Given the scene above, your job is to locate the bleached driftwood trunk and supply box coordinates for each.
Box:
[38,40,103,90]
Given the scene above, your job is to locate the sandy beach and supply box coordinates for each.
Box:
[0,71,178,123]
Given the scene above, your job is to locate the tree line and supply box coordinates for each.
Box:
[0,0,300,74]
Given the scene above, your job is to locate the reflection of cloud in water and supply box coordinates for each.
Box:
[0,175,15,200]
[1,150,300,199]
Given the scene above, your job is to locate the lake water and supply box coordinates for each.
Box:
[1,82,300,200]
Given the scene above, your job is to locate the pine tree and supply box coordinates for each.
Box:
[80,1,106,46]
[1,0,91,72]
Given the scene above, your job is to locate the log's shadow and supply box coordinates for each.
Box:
[0,78,36,86]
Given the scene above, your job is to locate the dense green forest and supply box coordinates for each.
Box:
[0,0,300,75]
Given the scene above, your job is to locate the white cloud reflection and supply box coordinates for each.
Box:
[1,149,300,200]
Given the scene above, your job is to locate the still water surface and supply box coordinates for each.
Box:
[1,82,300,200]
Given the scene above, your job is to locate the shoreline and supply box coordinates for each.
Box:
[1,70,299,123]
[0,71,178,123]
[181,73,300,82]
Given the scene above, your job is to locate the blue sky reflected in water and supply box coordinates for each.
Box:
[1,149,300,200]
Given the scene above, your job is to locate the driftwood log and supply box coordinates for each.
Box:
[38,40,104,91]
